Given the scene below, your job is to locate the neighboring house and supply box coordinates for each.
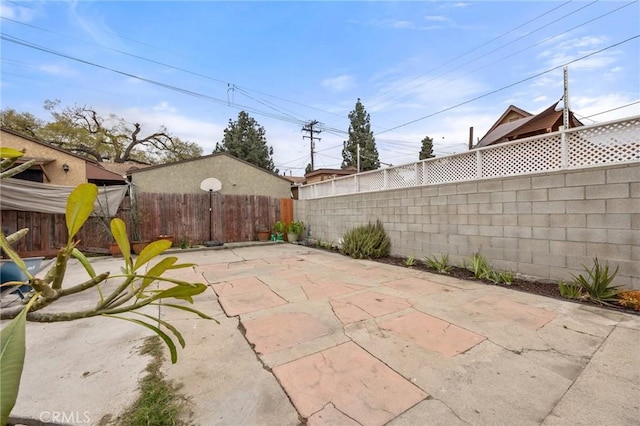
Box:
[283,175,306,200]
[1,128,126,186]
[128,153,292,198]
[474,102,584,149]
[304,167,357,184]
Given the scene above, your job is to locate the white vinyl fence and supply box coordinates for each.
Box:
[299,115,640,200]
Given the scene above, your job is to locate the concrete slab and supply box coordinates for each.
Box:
[339,290,412,318]
[216,286,287,316]
[307,403,360,426]
[273,341,427,426]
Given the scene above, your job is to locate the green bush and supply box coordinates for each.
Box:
[340,220,391,259]
[424,253,452,274]
[466,253,491,279]
[571,257,621,304]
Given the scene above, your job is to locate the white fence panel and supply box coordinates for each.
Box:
[298,116,640,200]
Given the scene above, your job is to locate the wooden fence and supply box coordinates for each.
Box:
[1,192,291,257]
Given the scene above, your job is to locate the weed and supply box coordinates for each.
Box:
[340,220,391,259]
[424,253,452,274]
[466,253,491,280]
[403,256,416,267]
[486,269,515,285]
[558,281,584,300]
[571,258,622,304]
[118,336,192,426]
[618,290,640,311]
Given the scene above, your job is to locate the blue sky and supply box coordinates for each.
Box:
[1,1,639,175]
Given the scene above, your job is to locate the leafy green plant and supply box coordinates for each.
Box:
[403,256,416,267]
[0,148,212,423]
[340,220,391,259]
[424,253,452,274]
[466,253,491,280]
[486,269,515,285]
[571,257,622,304]
[558,281,584,300]
[272,220,286,235]
[287,221,305,236]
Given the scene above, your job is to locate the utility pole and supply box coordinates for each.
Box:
[563,66,570,129]
[302,120,322,172]
[357,144,360,172]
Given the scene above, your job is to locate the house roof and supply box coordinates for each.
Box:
[1,127,97,163]
[475,102,584,149]
[480,105,533,139]
[100,162,149,176]
[127,152,292,183]
[305,167,357,179]
[86,162,127,182]
[283,176,307,185]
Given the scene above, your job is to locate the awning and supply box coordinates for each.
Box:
[0,178,128,216]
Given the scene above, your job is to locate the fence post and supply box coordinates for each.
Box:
[476,150,482,179]
[560,125,568,168]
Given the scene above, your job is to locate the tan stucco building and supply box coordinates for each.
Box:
[0,128,125,186]
[129,153,292,198]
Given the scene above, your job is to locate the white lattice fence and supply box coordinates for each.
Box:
[482,134,563,178]
[299,116,640,199]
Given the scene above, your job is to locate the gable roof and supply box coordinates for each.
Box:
[127,152,292,183]
[480,105,533,139]
[1,127,96,163]
[475,102,584,149]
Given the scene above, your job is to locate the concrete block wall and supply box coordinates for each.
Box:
[295,163,640,289]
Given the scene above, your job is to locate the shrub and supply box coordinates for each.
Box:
[403,256,416,267]
[340,220,391,259]
[571,258,622,304]
[424,253,452,274]
[466,253,491,280]
[558,281,583,299]
[618,290,640,311]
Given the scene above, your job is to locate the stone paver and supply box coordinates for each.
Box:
[379,310,486,357]
[243,312,331,354]
[273,341,427,426]
[216,286,287,316]
[340,290,412,317]
[462,294,557,330]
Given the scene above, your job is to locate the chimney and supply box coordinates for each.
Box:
[468,126,474,150]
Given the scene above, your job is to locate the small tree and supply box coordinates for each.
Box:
[305,163,312,175]
[419,136,435,160]
[214,111,276,172]
[342,99,379,171]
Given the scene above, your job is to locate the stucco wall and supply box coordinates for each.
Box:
[295,163,640,289]
[1,130,87,186]
[130,154,292,197]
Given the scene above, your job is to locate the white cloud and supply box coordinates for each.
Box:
[38,64,79,77]
[321,75,355,93]
[152,101,176,113]
[0,2,39,22]
[571,94,640,122]
[424,15,448,22]
[368,18,442,31]
[533,95,548,103]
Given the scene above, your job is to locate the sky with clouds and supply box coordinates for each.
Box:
[1,1,638,175]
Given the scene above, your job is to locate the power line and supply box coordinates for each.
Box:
[581,100,640,119]
[369,0,591,109]
[376,34,640,135]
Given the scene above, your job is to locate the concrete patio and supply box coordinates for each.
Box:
[7,244,640,425]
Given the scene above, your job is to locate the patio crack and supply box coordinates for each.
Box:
[559,324,606,338]
[425,396,472,425]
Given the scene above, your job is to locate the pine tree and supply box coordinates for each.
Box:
[419,136,435,160]
[341,98,379,171]
[305,163,312,175]
[214,111,276,172]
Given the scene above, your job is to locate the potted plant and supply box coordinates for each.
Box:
[286,221,305,243]
[256,221,271,242]
[273,221,286,241]
[130,199,151,254]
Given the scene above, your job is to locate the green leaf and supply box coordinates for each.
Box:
[104,315,178,364]
[71,248,97,279]
[133,239,172,271]
[130,312,186,348]
[66,183,98,240]
[0,233,30,280]
[152,303,217,322]
[1,297,38,424]
[151,283,208,302]
[140,257,178,290]
[110,218,131,270]
[0,147,24,159]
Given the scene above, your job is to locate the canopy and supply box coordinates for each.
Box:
[0,178,128,216]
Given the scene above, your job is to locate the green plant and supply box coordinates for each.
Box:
[255,221,269,233]
[571,257,622,304]
[0,148,213,423]
[424,253,452,274]
[179,237,190,249]
[466,253,491,280]
[340,220,391,259]
[273,220,286,235]
[118,336,192,426]
[558,281,584,300]
[486,269,514,285]
[403,256,416,267]
[287,221,305,236]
